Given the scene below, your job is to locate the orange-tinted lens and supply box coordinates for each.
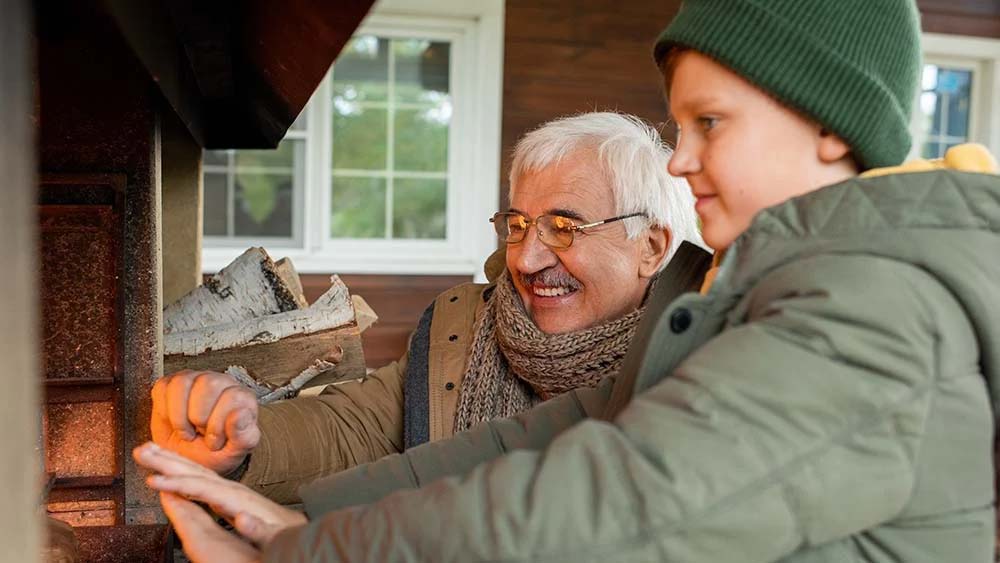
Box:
[539,215,575,248]
[503,214,528,242]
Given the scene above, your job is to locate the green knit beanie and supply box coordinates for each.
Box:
[654,0,922,170]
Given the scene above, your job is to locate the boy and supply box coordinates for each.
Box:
[136,1,1000,561]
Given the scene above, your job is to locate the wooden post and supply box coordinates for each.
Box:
[0,0,42,559]
[162,108,203,306]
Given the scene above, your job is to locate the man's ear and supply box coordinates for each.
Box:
[817,129,852,163]
[638,226,671,278]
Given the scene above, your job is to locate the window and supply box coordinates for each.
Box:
[203,114,308,244]
[910,33,1000,160]
[330,36,452,241]
[916,64,974,158]
[202,0,504,279]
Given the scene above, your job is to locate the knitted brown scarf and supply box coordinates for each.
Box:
[453,270,645,433]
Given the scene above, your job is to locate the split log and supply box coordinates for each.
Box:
[164,277,365,387]
[351,294,378,333]
[164,276,353,354]
[274,257,308,309]
[163,247,304,334]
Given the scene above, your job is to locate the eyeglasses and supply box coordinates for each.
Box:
[489,211,646,249]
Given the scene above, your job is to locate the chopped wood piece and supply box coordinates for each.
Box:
[164,247,304,334]
[165,325,364,388]
[274,257,308,309]
[163,248,370,392]
[163,276,354,356]
[351,294,378,333]
[164,274,366,386]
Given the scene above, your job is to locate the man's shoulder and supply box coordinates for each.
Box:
[430,282,492,323]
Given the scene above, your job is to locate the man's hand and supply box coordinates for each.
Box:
[134,442,307,555]
[150,370,260,475]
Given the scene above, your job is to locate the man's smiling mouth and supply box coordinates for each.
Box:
[531,285,577,297]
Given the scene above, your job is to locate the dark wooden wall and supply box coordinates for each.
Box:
[918,0,1000,38]
[499,0,684,207]
[301,274,469,368]
[306,0,1000,370]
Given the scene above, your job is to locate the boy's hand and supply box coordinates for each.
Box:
[159,492,260,563]
[150,370,260,476]
[134,442,307,551]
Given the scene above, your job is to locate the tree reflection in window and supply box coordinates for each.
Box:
[331,35,451,240]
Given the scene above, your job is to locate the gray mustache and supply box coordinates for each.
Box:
[518,268,582,289]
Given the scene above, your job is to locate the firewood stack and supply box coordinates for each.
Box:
[163,248,374,403]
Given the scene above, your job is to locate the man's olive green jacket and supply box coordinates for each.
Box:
[265,166,1000,562]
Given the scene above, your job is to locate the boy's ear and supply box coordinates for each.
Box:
[817,129,852,163]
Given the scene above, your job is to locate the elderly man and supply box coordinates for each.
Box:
[150,111,704,505]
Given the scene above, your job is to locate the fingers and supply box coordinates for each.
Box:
[133,442,217,478]
[140,446,305,551]
[189,374,243,448]
[136,442,248,520]
[205,386,258,452]
[160,493,259,563]
[221,403,261,453]
[156,370,250,449]
[150,474,248,520]
[165,371,198,440]
[150,375,173,444]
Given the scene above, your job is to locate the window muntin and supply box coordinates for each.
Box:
[330,36,451,240]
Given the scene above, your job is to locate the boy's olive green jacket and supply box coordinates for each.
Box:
[265,167,1000,562]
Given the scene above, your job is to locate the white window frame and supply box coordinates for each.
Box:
[909,33,1000,160]
[203,0,504,281]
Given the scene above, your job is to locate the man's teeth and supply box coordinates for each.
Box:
[533,286,573,297]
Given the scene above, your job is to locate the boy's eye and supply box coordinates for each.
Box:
[698,116,719,132]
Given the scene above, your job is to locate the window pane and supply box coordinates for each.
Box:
[394,39,451,104]
[928,90,944,136]
[916,64,974,160]
[394,108,449,172]
[235,139,299,170]
[393,178,447,239]
[204,150,229,167]
[331,176,386,238]
[333,106,388,170]
[204,173,228,236]
[233,173,294,237]
[939,69,972,137]
[332,36,389,102]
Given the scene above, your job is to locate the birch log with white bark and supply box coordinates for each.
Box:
[163,276,366,386]
[163,247,303,334]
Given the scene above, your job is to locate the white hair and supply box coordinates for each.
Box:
[509,112,705,267]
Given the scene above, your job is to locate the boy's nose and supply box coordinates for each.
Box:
[668,143,701,177]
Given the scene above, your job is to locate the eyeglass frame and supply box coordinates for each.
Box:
[489,211,647,249]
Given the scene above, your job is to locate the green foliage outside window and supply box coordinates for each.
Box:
[331,35,451,240]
